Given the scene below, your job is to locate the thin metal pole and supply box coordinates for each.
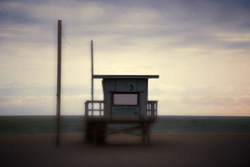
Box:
[91,40,94,114]
[56,20,62,147]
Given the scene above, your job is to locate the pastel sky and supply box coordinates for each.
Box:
[1,0,250,116]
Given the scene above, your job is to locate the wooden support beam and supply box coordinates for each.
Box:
[56,20,62,147]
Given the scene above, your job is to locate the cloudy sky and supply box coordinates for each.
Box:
[0,0,250,116]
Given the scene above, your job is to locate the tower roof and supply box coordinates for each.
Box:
[93,75,159,79]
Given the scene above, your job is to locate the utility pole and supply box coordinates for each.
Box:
[56,20,62,147]
[91,40,94,113]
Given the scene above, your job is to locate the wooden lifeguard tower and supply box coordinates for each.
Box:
[55,21,159,146]
[85,75,159,144]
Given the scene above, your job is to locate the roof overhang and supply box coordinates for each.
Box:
[93,75,159,79]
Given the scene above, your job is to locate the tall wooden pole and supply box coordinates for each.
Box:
[56,20,62,147]
[91,40,94,113]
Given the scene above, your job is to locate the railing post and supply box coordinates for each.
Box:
[151,102,154,118]
[99,102,102,116]
[92,102,93,116]
[146,103,148,117]
[155,102,157,118]
[85,102,88,118]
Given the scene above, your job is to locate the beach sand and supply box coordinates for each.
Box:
[0,133,250,167]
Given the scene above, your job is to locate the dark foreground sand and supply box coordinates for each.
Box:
[0,133,250,167]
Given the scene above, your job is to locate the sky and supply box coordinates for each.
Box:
[0,0,250,116]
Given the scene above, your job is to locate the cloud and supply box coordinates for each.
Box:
[0,94,92,115]
[1,0,250,116]
[150,85,250,116]
[0,82,92,115]
[1,0,250,51]
[0,95,55,115]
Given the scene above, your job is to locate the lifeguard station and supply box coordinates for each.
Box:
[85,75,159,144]
[54,22,158,146]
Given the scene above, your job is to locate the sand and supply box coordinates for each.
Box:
[0,133,250,167]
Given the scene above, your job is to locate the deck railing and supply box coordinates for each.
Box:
[85,100,104,117]
[85,100,158,120]
[146,101,158,119]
